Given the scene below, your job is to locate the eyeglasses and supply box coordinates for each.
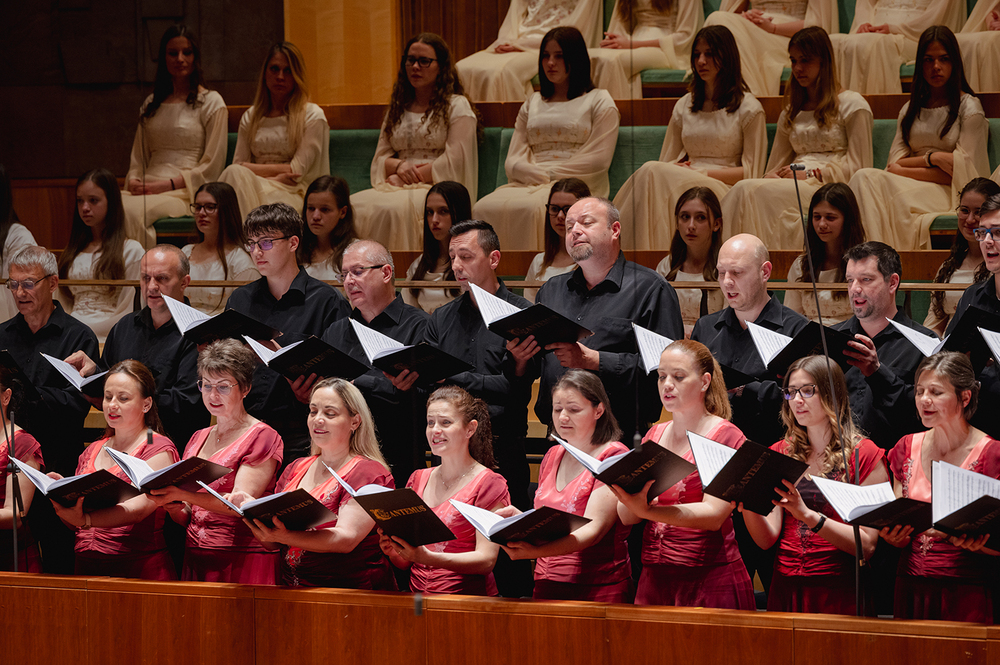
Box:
[972,227,1000,242]
[198,379,235,396]
[190,203,219,214]
[245,237,291,252]
[343,265,386,279]
[547,204,573,217]
[6,275,54,291]
[783,384,817,400]
[405,56,437,68]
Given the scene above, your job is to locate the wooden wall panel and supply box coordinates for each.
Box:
[0,574,89,665]
[401,0,511,60]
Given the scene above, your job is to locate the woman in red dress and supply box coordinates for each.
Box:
[245,377,396,589]
[51,360,179,579]
[0,365,44,572]
[741,355,888,614]
[882,351,1000,622]
[500,369,632,602]
[149,339,282,583]
[611,340,755,608]
[380,386,510,595]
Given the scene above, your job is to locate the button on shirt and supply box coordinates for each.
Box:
[535,253,683,439]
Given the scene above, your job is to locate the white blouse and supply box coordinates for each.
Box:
[182,244,259,316]
[523,252,577,303]
[0,224,37,323]
[62,239,144,340]
[782,256,853,324]
[888,95,990,176]
[402,256,458,314]
[660,92,768,177]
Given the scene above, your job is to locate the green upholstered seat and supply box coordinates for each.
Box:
[328,129,382,195]
[609,126,668,198]
[478,127,504,199]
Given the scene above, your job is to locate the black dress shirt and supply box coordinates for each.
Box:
[692,295,809,445]
[947,277,1000,439]
[227,268,350,459]
[321,294,429,486]
[0,302,99,474]
[534,253,684,440]
[102,307,209,452]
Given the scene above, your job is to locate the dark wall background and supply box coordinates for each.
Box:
[0,0,284,180]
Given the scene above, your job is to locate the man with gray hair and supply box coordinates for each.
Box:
[0,245,99,572]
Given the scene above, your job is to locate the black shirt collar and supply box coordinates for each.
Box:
[568,252,627,294]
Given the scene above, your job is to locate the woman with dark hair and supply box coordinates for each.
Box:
[121,25,227,249]
[612,340,755,608]
[957,0,1000,92]
[882,352,1000,622]
[58,168,144,342]
[455,0,602,102]
[498,370,632,602]
[49,360,179,579]
[722,27,873,250]
[924,178,1000,336]
[402,181,470,313]
[0,365,44,572]
[590,0,703,99]
[614,25,765,251]
[653,187,725,335]
[741,355,887,614]
[850,26,989,251]
[219,42,329,217]
[298,176,356,281]
[182,182,257,315]
[523,179,590,303]
[783,183,867,324]
[0,163,37,322]
[380,386,510,595]
[351,33,479,252]
[472,27,619,252]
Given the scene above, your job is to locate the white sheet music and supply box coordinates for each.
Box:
[104,447,154,489]
[553,435,606,474]
[633,323,673,374]
[9,457,58,494]
[978,327,1000,363]
[932,460,1000,522]
[810,476,895,522]
[746,321,792,367]
[324,463,393,497]
[40,353,107,391]
[349,319,405,364]
[162,294,210,334]
[686,430,737,486]
[450,498,505,537]
[887,318,944,357]
[196,480,244,515]
[242,336,303,365]
[469,282,520,325]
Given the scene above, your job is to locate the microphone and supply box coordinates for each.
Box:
[789,163,807,171]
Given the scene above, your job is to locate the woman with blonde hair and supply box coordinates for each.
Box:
[219,42,329,218]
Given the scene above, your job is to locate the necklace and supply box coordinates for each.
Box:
[437,464,477,492]
[216,417,251,447]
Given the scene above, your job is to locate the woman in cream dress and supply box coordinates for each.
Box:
[183,182,258,316]
[299,176,357,282]
[456,0,603,102]
[523,179,590,303]
[703,1,838,96]
[722,28,873,251]
[472,27,620,252]
[403,181,470,314]
[219,42,329,219]
[121,25,227,249]
[957,0,1000,93]
[850,27,989,251]
[613,25,766,251]
[0,164,36,323]
[58,169,143,342]
[351,34,479,253]
[590,0,703,100]
[830,0,965,94]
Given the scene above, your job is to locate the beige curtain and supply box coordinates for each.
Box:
[284,0,400,105]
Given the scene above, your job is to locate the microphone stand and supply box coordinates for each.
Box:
[3,408,21,572]
[789,164,864,616]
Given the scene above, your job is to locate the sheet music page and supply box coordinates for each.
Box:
[450,498,503,536]
[932,460,1000,522]
[243,335,276,364]
[10,457,56,494]
[40,353,85,390]
[810,476,895,522]
[196,480,243,515]
[349,319,404,364]
[686,430,737,486]
[552,435,603,474]
[978,327,1000,363]
[469,282,521,325]
[746,321,792,367]
[103,447,154,487]
[324,464,358,496]
[162,295,210,334]
[633,323,673,374]
[886,318,943,357]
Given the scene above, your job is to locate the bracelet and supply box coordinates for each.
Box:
[170,178,176,190]
[925,151,935,168]
[810,514,827,534]
[81,513,93,530]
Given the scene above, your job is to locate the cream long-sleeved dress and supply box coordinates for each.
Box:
[472,89,620,252]
[350,95,478,252]
[522,254,577,303]
[218,103,330,219]
[613,91,766,251]
[401,256,459,314]
[0,224,38,323]
[781,256,853,324]
[721,90,873,250]
[703,1,838,97]
[59,239,144,342]
[653,258,725,336]
[589,0,703,100]
[120,90,228,249]
[181,244,259,316]
[455,0,604,102]
[958,1,1000,93]
[850,95,989,250]
[829,0,965,94]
